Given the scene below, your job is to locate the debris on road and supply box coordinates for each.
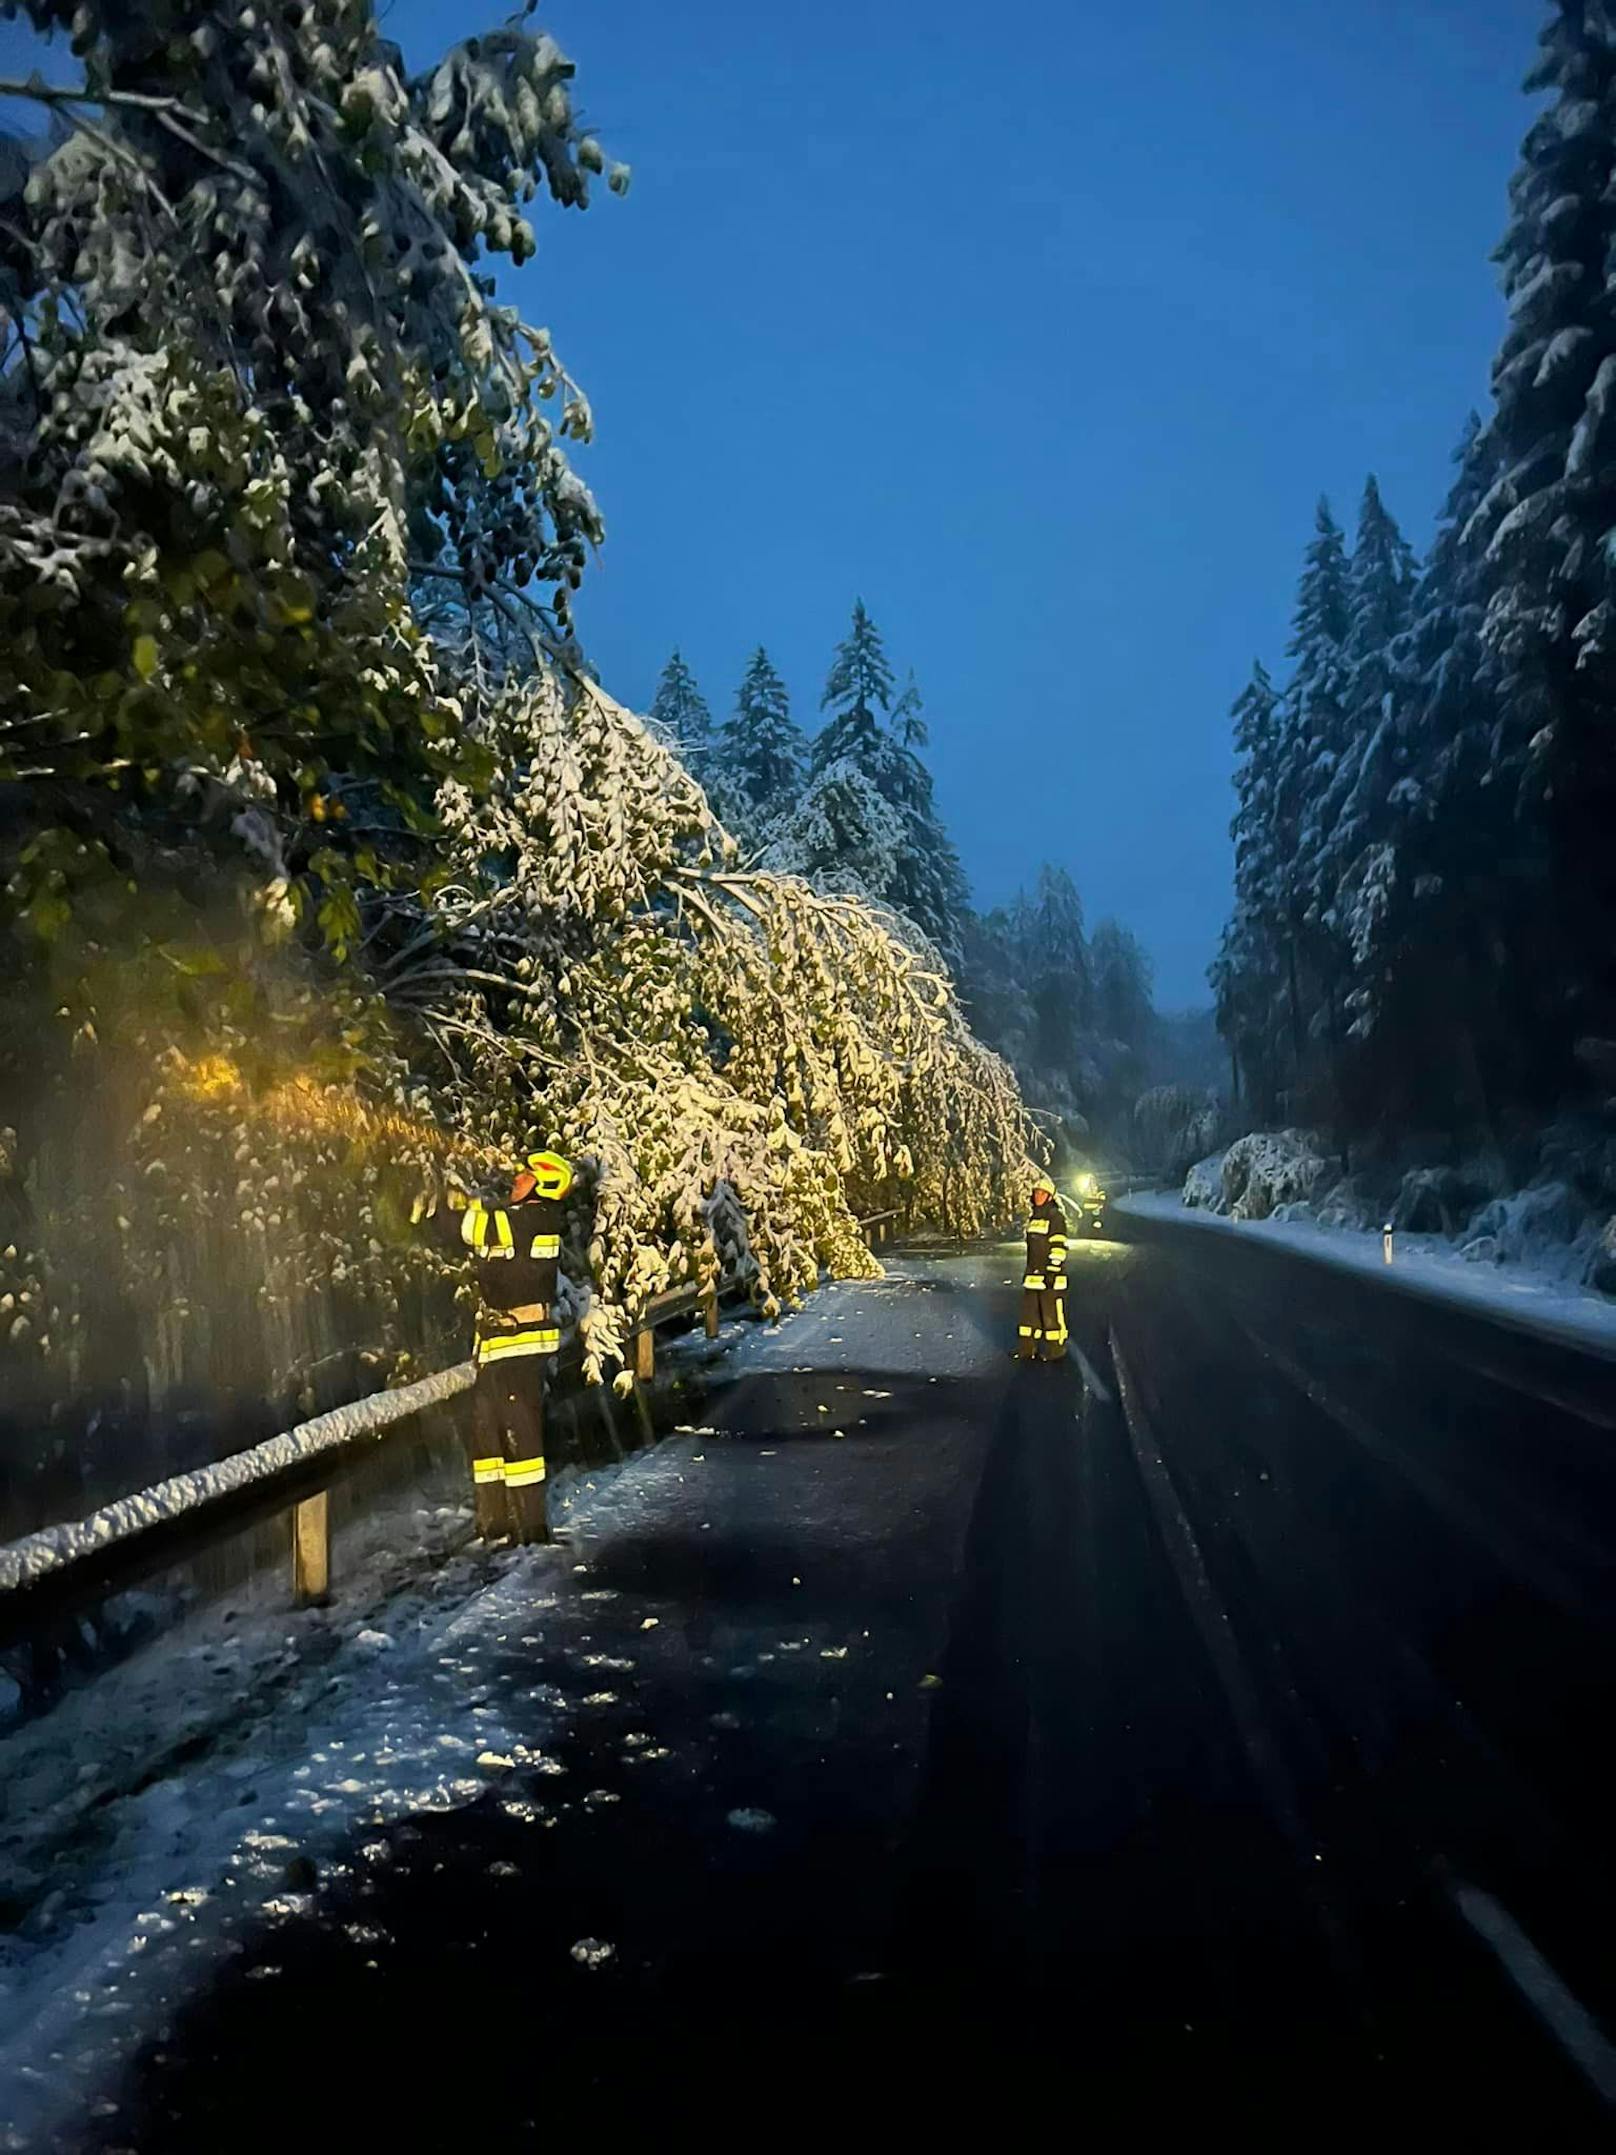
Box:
[726,1808,776,1833]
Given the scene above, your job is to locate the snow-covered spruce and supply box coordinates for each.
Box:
[759,604,968,967]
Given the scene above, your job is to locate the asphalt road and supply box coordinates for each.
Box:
[68,1236,1616,2146]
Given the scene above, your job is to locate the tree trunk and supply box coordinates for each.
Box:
[1286,939,1304,1084]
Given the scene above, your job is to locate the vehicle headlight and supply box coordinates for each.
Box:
[1075,1172,1096,1196]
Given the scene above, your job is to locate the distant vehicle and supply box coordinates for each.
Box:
[1071,1171,1108,1234]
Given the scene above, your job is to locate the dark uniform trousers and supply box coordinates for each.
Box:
[1016,1198,1070,1362]
[430,1194,564,1544]
[471,1357,548,1545]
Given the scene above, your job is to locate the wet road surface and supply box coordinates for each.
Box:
[54,1239,1616,2145]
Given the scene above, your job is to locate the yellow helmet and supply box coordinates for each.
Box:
[516,1149,573,1202]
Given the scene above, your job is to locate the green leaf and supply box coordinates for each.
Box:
[133,635,161,682]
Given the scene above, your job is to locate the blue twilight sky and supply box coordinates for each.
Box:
[2,2,1542,1004]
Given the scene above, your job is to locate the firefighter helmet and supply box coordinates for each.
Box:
[513,1149,573,1203]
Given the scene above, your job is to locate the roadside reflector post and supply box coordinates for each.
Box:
[703,1290,720,1339]
[634,1326,655,1384]
[292,1490,330,1605]
[1383,1222,1395,1266]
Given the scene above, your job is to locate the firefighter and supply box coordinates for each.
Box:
[415,1150,573,1545]
[1015,1180,1069,1362]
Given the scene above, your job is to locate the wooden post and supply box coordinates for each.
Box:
[634,1326,655,1384]
[703,1290,720,1338]
[292,1491,329,1605]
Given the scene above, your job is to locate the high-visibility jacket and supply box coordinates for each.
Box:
[1024,1195,1069,1293]
[1018,1194,1069,1357]
[429,1192,566,1365]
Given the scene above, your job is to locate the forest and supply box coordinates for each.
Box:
[1208,3,1616,1282]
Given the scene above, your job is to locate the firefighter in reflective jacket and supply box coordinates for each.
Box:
[1016,1181,1069,1362]
[416,1150,572,1544]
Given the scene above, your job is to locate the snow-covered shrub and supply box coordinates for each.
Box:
[1217,1130,1329,1222]
[1314,1175,1377,1231]
[1588,1217,1616,1298]
[1465,1182,1589,1279]
[1392,1165,1497,1236]
[1183,1152,1226,1210]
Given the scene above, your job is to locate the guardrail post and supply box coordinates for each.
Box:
[634,1326,655,1384]
[704,1289,720,1338]
[292,1491,330,1605]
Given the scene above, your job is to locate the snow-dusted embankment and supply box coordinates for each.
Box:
[1112,1191,1616,1362]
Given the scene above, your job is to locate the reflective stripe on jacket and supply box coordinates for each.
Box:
[426,1191,568,1364]
[1024,1195,1069,1290]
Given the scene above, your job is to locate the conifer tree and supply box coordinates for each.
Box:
[1351,414,1547,1134]
[719,647,805,833]
[1474,0,1616,1051]
[649,650,714,774]
[1213,661,1285,1114]
[1091,920,1155,1048]
[776,612,966,959]
[1314,477,1418,982]
[1271,499,1351,1094]
[893,670,928,748]
[814,600,895,771]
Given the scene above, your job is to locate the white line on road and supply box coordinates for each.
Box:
[1108,1327,1312,1860]
[1447,1877,1616,2107]
[1072,1346,1112,1405]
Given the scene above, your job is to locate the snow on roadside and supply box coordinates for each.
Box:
[0,1420,722,2152]
[0,1273,927,2147]
[1113,1191,1616,1358]
[0,1250,997,2148]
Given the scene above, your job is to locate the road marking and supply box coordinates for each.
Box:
[1072,1345,1112,1404]
[1447,1876,1616,2107]
[1109,1327,1311,1860]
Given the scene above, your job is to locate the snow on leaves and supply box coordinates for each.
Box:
[0,0,620,943]
[381,670,1033,1382]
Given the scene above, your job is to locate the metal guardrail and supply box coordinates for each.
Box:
[1,1214,903,1653]
[0,1278,740,1654]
